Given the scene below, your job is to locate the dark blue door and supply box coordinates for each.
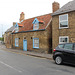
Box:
[23,40,27,51]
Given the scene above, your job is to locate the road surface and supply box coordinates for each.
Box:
[0,44,75,75]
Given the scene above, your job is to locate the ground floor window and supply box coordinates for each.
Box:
[15,38,19,47]
[59,36,69,44]
[33,38,39,48]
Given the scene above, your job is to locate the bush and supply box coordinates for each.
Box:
[0,37,4,41]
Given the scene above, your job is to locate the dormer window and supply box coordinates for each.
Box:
[33,18,39,30]
[15,27,19,32]
[32,18,44,30]
[33,23,39,30]
[15,23,19,32]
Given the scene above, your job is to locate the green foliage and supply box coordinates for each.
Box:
[0,37,4,41]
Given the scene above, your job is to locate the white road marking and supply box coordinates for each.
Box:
[0,61,22,73]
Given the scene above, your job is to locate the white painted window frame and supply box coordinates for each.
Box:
[59,14,68,29]
[59,36,69,44]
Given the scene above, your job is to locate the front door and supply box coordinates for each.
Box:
[23,40,27,51]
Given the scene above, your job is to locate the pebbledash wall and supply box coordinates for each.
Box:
[52,11,75,49]
[12,23,52,53]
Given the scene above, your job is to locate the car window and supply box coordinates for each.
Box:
[58,44,64,48]
[64,44,73,50]
[73,44,75,50]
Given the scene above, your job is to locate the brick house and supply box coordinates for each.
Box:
[12,12,52,53]
[4,22,16,48]
[52,0,75,50]
[4,1,59,53]
[4,22,24,48]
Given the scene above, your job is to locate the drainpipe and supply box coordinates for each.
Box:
[11,33,13,48]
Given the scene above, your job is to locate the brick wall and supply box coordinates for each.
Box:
[52,11,75,50]
[12,23,52,53]
[6,32,12,48]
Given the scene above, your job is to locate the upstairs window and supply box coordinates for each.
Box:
[59,36,69,44]
[15,27,19,32]
[15,23,19,32]
[59,14,68,29]
[33,23,39,30]
[33,18,39,30]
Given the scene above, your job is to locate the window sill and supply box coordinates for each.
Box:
[15,46,19,47]
[33,47,39,49]
[59,42,69,44]
[59,27,69,29]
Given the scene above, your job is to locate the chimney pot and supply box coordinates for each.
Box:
[13,22,16,26]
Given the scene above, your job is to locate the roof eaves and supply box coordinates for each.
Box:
[12,29,45,34]
[52,10,75,16]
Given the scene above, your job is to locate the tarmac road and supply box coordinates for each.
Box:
[0,48,75,75]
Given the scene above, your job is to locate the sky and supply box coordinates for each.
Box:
[0,0,73,37]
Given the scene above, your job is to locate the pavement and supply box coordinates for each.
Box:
[0,43,53,60]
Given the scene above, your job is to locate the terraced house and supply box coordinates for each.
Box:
[4,22,15,48]
[4,1,59,53]
[12,12,52,53]
[12,2,60,53]
[52,0,75,49]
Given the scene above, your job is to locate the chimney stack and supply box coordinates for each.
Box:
[52,1,60,13]
[13,22,16,26]
[20,12,25,22]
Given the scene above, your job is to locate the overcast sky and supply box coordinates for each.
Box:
[0,0,72,37]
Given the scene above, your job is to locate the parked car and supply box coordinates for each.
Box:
[53,43,75,65]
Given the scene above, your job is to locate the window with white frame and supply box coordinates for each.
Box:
[15,38,19,47]
[59,14,68,29]
[33,23,39,30]
[59,36,69,44]
[33,38,39,48]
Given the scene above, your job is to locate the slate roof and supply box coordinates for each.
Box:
[18,13,52,32]
[52,0,75,16]
[5,25,15,33]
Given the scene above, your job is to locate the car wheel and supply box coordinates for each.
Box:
[55,56,63,65]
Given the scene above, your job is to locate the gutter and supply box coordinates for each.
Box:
[51,10,75,16]
[12,29,45,34]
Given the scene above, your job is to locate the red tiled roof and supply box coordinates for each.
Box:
[19,13,52,32]
[18,23,23,27]
[38,19,44,23]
